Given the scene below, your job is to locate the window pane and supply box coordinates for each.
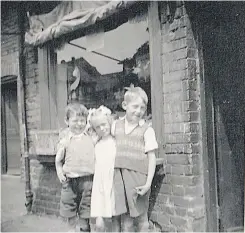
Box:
[56,15,151,118]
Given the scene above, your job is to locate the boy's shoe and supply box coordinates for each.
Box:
[79,227,90,232]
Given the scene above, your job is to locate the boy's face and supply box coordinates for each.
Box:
[123,96,147,124]
[67,115,87,135]
[92,115,111,139]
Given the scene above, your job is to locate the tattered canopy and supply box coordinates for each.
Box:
[25,1,136,46]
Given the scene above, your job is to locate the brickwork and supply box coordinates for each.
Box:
[23,31,61,214]
[1,6,19,57]
[22,14,59,216]
[148,2,206,232]
[24,45,41,144]
[30,161,61,215]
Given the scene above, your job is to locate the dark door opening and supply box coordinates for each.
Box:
[1,80,21,175]
[203,17,245,232]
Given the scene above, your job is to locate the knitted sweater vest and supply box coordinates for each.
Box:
[63,134,95,177]
[114,119,149,174]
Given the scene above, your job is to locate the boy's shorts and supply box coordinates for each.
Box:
[60,175,93,219]
[114,168,150,218]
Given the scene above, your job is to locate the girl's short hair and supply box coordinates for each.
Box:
[124,86,148,105]
[65,102,88,122]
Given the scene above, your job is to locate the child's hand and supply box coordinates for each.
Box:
[58,172,67,183]
[135,184,151,196]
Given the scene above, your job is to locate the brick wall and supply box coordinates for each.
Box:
[23,44,40,183]
[1,6,19,57]
[22,11,61,215]
[148,2,206,232]
[30,161,60,215]
[24,32,61,215]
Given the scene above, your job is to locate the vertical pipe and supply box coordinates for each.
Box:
[17,2,33,214]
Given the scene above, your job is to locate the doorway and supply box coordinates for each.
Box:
[1,78,21,175]
[202,12,245,232]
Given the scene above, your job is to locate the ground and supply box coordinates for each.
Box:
[1,175,70,232]
[1,174,160,232]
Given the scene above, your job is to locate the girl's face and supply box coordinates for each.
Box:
[92,115,111,139]
[67,115,87,135]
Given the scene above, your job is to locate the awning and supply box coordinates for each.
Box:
[25,1,135,46]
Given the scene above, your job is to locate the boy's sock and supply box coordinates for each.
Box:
[79,218,90,232]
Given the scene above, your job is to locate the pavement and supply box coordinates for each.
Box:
[1,174,70,232]
[1,175,160,232]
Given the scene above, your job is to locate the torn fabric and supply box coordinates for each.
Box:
[25,1,135,46]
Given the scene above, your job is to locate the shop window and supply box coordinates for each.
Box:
[56,14,152,120]
[37,2,164,158]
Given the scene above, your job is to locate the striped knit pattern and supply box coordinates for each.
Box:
[114,119,149,174]
[63,134,95,177]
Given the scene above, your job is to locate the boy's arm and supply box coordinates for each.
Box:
[136,126,158,196]
[145,151,156,187]
[55,145,66,183]
[136,151,156,196]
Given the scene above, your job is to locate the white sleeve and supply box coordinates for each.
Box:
[144,127,158,153]
[57,136,68,152]
[111,120,117,136]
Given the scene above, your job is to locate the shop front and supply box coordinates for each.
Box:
[5,1,243,231]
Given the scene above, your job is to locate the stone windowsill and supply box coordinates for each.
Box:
[28,129,164,165]
[29,153,164,167]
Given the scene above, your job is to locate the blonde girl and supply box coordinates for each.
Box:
[89,106,122,232]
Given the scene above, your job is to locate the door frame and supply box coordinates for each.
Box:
[1,75,18,174]
[198,32,220,231]
[1,87,7,174]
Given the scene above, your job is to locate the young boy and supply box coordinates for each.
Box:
[111,86,158,232]
[55,102,95,232]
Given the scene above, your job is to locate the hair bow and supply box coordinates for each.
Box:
[97,105,112,116]
[86,108,97,130]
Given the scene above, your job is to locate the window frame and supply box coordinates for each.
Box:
[38,1,165,158]
[38,44,58,130]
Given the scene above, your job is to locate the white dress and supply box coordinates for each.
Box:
[91,136,116,218]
